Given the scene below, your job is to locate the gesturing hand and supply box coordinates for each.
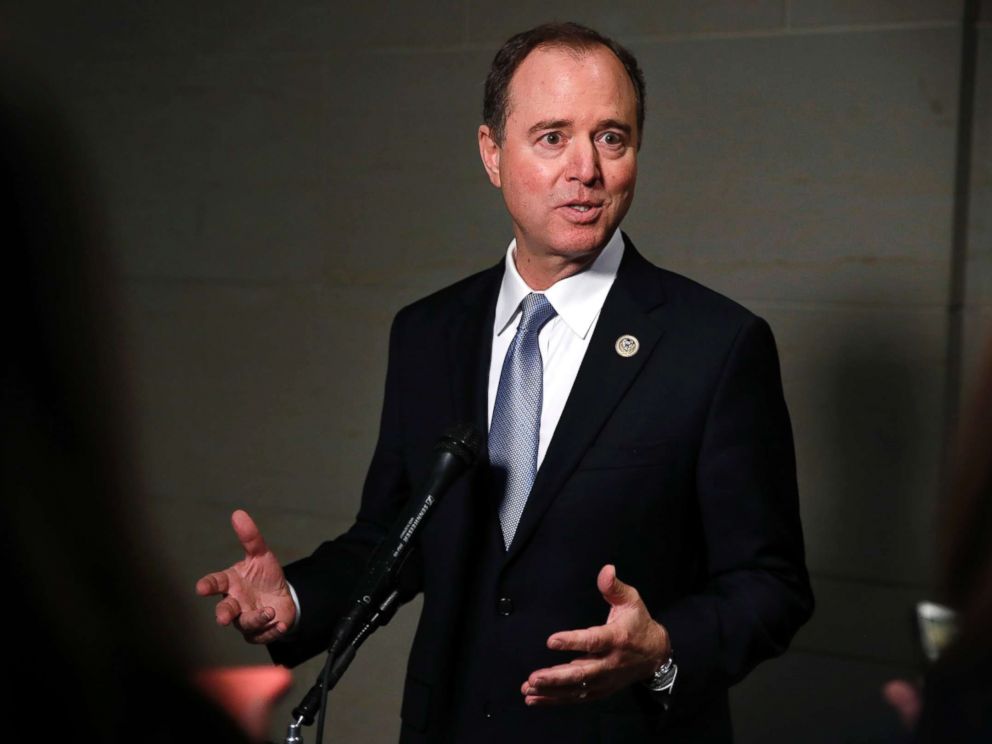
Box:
[195,510,296,644]
[522,564,671,706]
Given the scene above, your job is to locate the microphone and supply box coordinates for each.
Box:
[329,423,482,649]
[291,425,481,732]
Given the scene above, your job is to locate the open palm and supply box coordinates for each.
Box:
[196,510,296,644]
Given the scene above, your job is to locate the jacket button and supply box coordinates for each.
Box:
[497,597,514,616]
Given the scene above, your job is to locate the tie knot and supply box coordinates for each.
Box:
[518,293,557,334]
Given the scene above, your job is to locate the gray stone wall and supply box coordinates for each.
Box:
[7,2,989,741]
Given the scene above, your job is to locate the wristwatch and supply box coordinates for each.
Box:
[643,653,677,694]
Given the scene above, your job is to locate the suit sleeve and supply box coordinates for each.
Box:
[269,310,420,668]
[655,314,814,704]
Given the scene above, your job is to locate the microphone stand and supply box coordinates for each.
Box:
[282,588,402,744]
[279,424,481,744]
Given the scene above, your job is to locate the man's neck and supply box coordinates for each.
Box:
[513,248,602,291]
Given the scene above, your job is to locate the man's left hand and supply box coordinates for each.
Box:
[522,564,671,706]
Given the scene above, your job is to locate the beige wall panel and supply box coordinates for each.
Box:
[789,0,963,27]
[792,576,927,662]
[13,1,466,59]
[754,302,946,581]
[625,29,959,306]
[466,0,786,44]
[124,282,395,520]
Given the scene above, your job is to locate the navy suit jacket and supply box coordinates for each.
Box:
[271,236,814,742]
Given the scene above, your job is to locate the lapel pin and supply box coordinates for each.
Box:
[615,334,639,358]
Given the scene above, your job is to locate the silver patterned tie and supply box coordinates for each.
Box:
[490,293,558,549]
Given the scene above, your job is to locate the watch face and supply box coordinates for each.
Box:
[648,662,677,693]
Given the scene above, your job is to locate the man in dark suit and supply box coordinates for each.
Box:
[197,22,813,743]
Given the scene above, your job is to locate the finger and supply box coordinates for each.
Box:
[243,621,290,645]
[231,509,270,559]
[524,685,602,707]
[548,625,614,654]
[215,596,242,626]
[236,606,276,633]
[524,680,596,699]
[525,658,605,688]
[597,564,638,607]
[525,693,590,707]
[520,658,607,695]
[196,571,231,597]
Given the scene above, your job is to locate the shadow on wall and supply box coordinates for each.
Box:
[823,319,932,580]
[729,310,936,744]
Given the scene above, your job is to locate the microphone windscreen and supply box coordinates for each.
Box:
[436,424,481,466]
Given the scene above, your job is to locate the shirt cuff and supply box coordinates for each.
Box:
[286,581,302,632]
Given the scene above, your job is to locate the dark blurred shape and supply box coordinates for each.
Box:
[914,341,992,741]
[0,64,252,741]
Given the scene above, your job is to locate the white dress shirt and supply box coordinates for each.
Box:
[487,229,624,467]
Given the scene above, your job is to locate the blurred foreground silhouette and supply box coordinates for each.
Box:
[1,65,288,742]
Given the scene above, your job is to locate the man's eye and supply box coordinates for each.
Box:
[542,132,562,146]
[600,132,624,147]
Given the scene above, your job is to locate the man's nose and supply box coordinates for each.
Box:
[565,138,601,185]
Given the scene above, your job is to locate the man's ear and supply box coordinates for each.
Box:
[478,125,501,188]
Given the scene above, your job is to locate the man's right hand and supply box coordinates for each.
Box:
[196,509,297,644]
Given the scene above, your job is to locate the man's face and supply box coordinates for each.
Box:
[479,44,638,271]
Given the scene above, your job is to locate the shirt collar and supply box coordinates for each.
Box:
[494,228,625,339]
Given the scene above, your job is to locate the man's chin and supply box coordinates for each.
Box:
[514,224,616,270]
[548,230,614,261]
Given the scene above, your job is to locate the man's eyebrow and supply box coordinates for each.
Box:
[599,119,633,135]
[528,119,571,134]
[527,118,633,135]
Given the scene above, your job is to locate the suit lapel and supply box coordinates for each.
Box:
[503,240,668,565]
[446,264,503,437]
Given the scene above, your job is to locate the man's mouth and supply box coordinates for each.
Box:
[559,201,605,222]
[562,200,604,212]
